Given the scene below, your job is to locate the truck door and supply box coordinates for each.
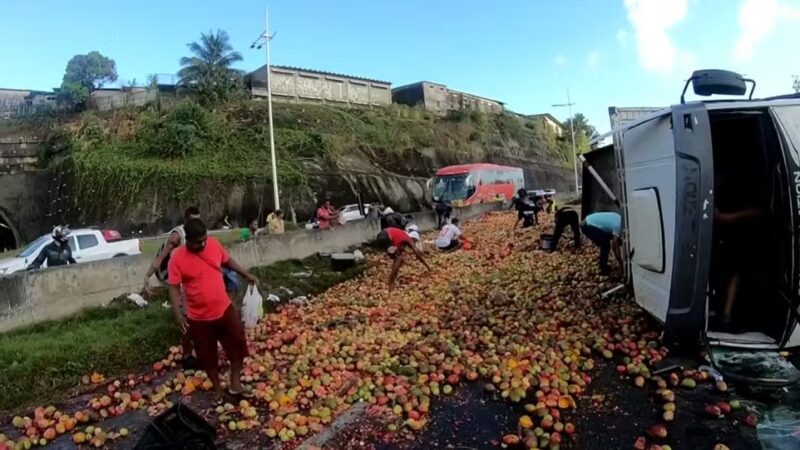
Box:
[770,105,800,348]
[620,113,677,323]
[666,104,714,341]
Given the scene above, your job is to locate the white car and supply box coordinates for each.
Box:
[0,229,142,276]
[527,189,556,198]
[338,204,372,224]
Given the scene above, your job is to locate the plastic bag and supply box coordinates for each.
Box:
[242,285,264,329]
[127,293,148,308]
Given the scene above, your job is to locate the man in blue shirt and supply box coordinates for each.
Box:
[581,211,623,275]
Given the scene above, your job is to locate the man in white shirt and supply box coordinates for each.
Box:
[436,218,463,251]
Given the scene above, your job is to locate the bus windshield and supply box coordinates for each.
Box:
[432,174,474,202]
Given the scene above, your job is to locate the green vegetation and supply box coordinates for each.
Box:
[0,255,364,413]
[0,298,177,413]
[250,257,366,313]
[178,29,244,106]
[43,97,567,224]
[59,51,118,108]
[561,112,598,154]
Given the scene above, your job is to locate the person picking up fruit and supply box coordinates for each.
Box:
[550,206,581,250]
[436,217,469,252]
[510,188,538,229]
[167,218,259,397]
[376,227,432,290]
[580,211,623,276]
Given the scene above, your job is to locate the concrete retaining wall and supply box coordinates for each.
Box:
[0,203,499,332]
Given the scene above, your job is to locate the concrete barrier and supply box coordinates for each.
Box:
[0,203,500,332]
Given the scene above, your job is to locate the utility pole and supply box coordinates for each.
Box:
[552,90,580,194]
[251,7,280,210]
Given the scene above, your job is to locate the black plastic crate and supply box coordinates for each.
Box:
[133,403,217,450]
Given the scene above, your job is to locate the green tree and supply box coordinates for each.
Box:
[59,51,118,108]
[793,75,800,93]
[562,113,597,154]
[178,29,244,105]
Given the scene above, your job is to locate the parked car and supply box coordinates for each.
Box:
[527,189,556,198]
[0,229,141,276]
[338,204,372,224]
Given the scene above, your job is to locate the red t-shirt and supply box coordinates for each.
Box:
[168,237,231,321]
[386,227,412,248]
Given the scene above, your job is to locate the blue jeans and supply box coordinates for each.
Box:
[581,224,612,274]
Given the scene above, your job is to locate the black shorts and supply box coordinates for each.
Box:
[437,240,460,251]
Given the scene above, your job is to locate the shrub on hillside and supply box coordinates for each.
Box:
[138,100,222,157]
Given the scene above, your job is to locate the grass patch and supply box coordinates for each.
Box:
[0,254,364,414]
[0,297,178,414]
[250,256,366,312]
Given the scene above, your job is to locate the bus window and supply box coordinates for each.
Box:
[432,174,475,202]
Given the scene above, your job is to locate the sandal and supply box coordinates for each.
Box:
[227,387,254,398]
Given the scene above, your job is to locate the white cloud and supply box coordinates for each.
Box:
[733,0,800,63]
[617,29,629,47]
[623,0,691,74]
[587,51,601,69]
[554,55,567,67]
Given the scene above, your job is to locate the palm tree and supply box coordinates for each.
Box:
[178,30,243,103]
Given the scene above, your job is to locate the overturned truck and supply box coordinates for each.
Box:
[584,70,800,385]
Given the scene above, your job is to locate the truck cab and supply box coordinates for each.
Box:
[602,70,800,385]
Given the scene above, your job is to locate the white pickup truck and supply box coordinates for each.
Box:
[0,228,142,276]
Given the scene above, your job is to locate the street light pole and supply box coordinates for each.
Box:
[552,89,579,194]
[265,8,279,211]
[252,8,280,211]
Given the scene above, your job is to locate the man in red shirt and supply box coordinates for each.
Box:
[376,227,432,289]
[168,219,259,396]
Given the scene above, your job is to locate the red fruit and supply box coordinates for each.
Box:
[550,432,562,445]
[42,428,56,440]
[131,391,142,402]
[502,434,520,445]
[705,404,722,418]
[153,362,164,371]
[634,436,647,450]
[717,401,731,414]
[648,424,668,439]
[446,374,460,385]
[281,332,298,344]
[407,410,421,420]
[744,414,758,427]
[617,365,628,374]
[564,422,575,435]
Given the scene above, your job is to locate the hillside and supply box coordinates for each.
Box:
[35,100,571,231]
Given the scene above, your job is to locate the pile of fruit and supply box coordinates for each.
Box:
[0,211,754,449]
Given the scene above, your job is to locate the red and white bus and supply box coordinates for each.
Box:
[431,163,525,205]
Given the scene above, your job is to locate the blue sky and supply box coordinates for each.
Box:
[2,0,799,132]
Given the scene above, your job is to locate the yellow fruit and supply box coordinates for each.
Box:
[519,415,534,429]
[72,432,87,444]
